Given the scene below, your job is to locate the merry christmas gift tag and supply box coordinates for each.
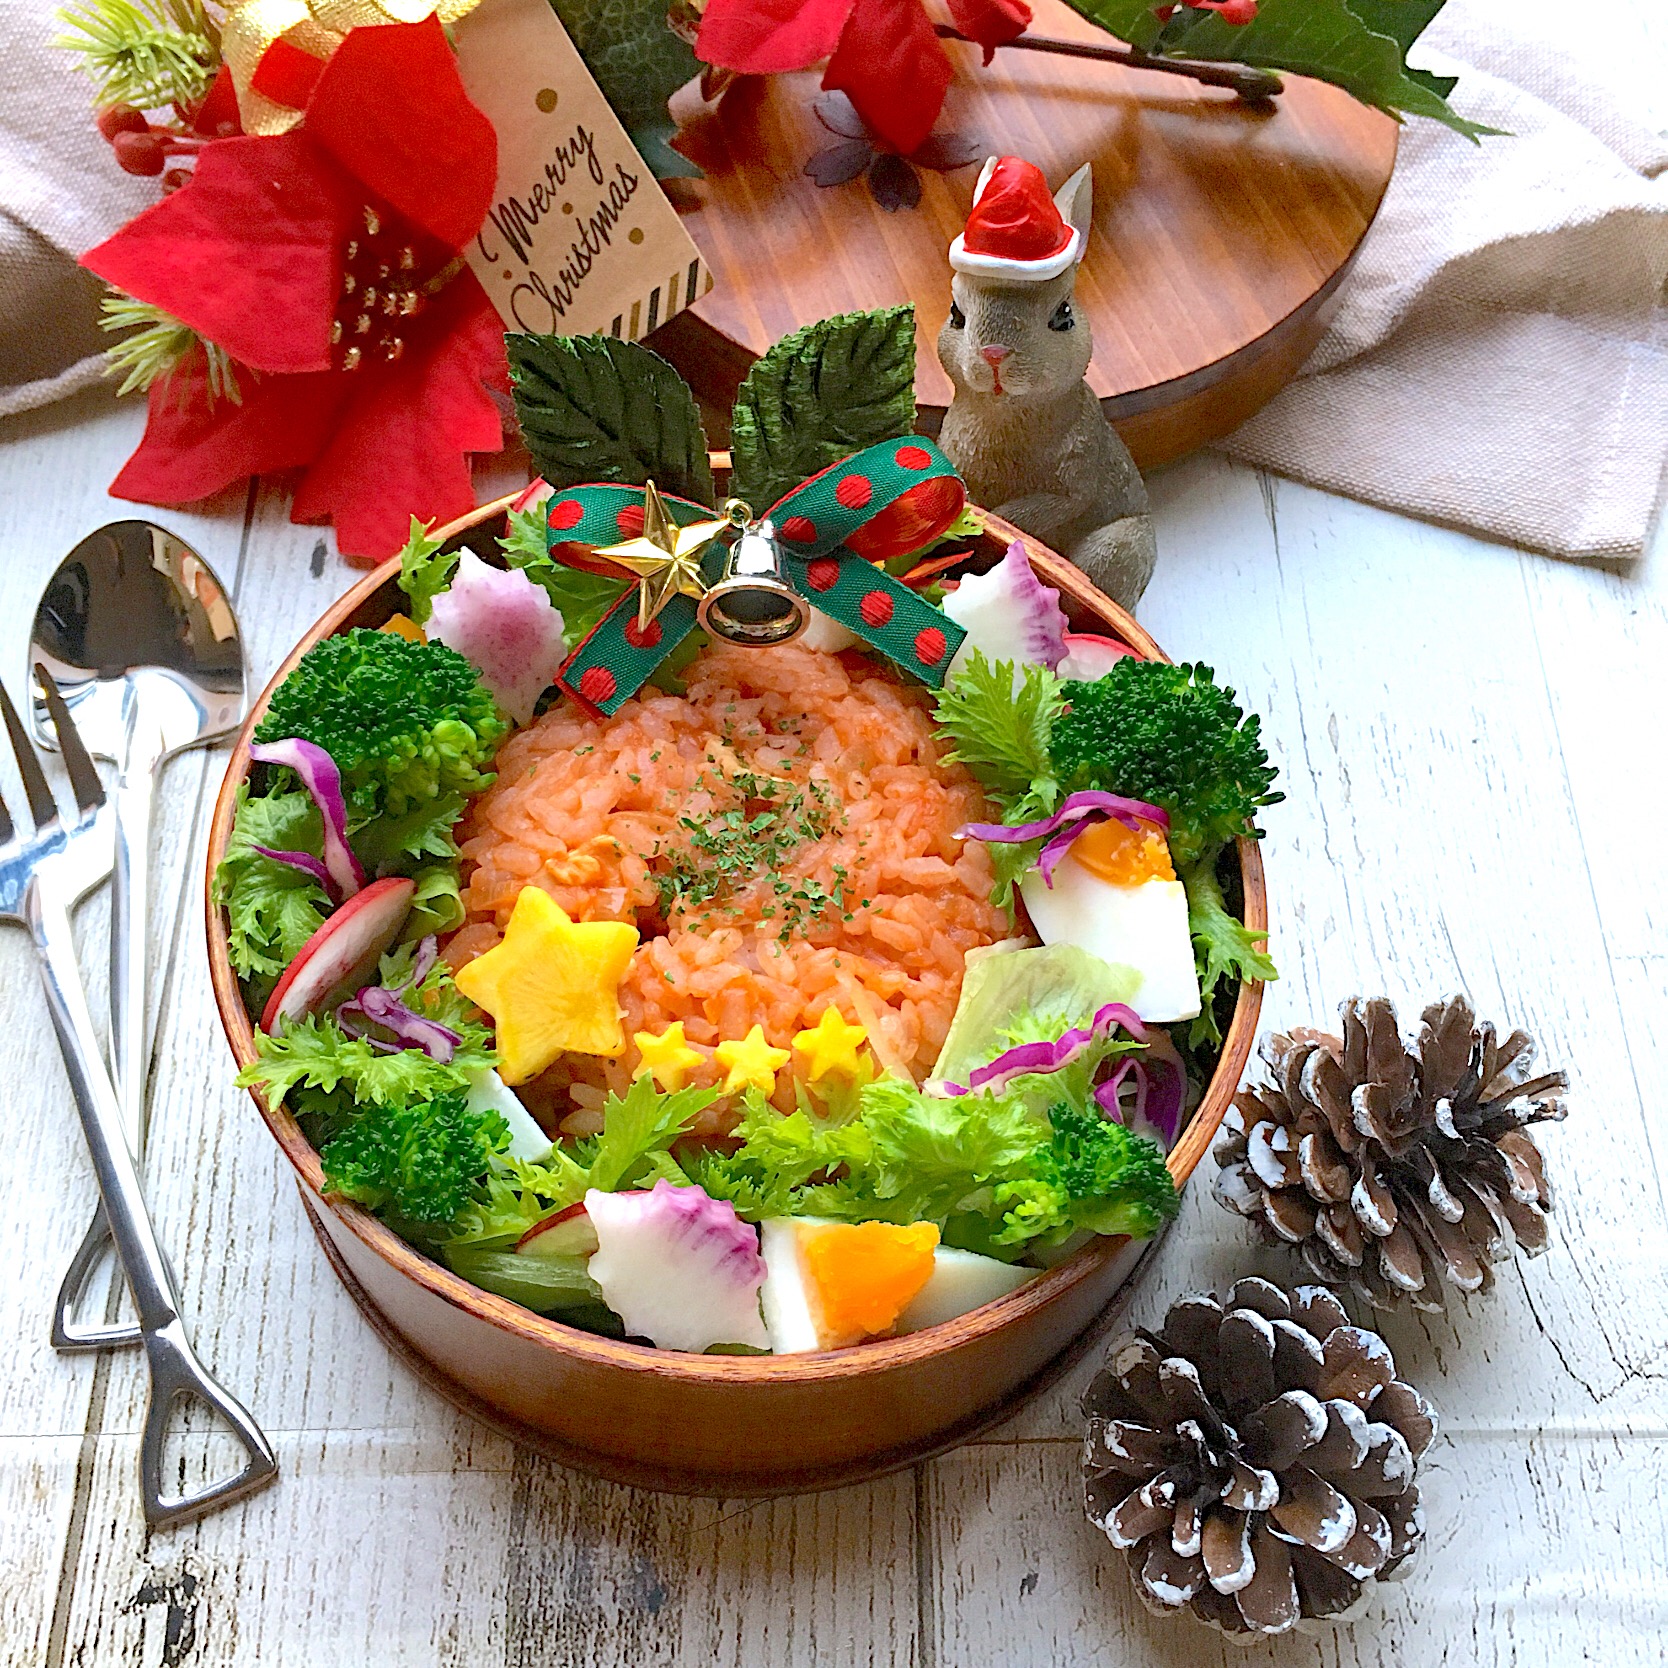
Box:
[453,0,711,340]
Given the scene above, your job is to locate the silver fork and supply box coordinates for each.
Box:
[1,668,277,1527]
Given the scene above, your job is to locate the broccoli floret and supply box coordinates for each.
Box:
[320,1089,509,1225]
[1049,660,1282,1043]
[255,628,508,823]
[1041,1100,1179,1240]
[1049,659,1280,867]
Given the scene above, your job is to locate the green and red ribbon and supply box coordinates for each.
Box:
[547,437,971,716]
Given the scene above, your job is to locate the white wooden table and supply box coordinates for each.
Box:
[1,385,1664,1668]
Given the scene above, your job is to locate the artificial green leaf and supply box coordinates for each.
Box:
[507,333,713,504]
[1063,0,1167,52]
[1158,0,1490,137]
[1064,0,1489,137]
[545,0,704,179]
[631,122,704,179]
[729,306,918,512]
[1339,0,1456,97]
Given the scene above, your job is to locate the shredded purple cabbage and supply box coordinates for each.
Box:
[337,984,461,1063]
[941,1000,1186,1147]
[250,737,364,901]
[944,1001,1149,1096]
[250,844,337,897]
[958,791,1170,889]
[334,936,460,1062]
[1094,1041,1186,1146]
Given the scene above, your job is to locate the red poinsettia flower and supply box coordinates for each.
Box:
[82,17,507,562]
[697,0,1031,155]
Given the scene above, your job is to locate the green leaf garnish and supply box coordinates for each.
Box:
[729,306,917,512]
[507,334,713,506]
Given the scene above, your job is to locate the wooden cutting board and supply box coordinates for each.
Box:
[655,0,1397,468]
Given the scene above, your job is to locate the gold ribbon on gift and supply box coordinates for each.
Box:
[221,0,484,134]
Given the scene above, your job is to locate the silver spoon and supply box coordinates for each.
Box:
[31,521,246,1350]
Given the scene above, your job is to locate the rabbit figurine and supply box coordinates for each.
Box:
[936,157,1157,610]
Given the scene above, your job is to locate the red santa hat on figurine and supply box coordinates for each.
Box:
[948,156,1093,283]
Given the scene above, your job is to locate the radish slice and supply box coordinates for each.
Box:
[517,1200,601,1259]
[1057,632,1135,682]
[584,1181,769,1352]
[943,540,1068,677]
[260,875,416,1032]
[426,551,566,726]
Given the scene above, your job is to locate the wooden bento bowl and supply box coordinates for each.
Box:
[206,498,1267,1497]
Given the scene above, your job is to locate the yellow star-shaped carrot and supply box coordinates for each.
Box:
[455,886,638,1085]
[633,1022,706,1093]
[791,1007,870,1083]
[714,1025,791,1097]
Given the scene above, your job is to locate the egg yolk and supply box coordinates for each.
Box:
[1068,818,1176,884]
[802,1222,940,1347]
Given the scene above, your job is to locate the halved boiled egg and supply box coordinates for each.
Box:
[760,1219,939,1352]
[1019,819,1201,1024]
[760,1220,1037,1353]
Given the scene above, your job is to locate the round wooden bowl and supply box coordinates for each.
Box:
[659,0,1397,468]
[205,500,1266,1496]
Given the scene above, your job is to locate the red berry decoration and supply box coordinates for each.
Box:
[96,103,150,143]
[113,130,167,177]
[1218,0,1258,23]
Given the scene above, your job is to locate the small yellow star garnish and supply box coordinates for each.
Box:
[455,886,638,1085]
[633,1022,706,1093]
[714,1024,791,1097]
[791,1007,871,1083]
[594,480,731,631]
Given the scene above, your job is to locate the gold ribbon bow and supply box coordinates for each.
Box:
[221,0,484,134]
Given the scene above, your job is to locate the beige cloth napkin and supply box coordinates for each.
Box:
[0,0,154,418]
[1216,0,1668,560]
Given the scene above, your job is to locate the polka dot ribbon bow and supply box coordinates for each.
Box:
[548,438,971,716]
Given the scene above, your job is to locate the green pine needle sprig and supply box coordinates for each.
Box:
[56,0,217,112]
[101,295,241,406]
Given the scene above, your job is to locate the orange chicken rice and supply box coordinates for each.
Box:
[447,642,1010,1136]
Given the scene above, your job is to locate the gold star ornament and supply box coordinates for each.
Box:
[593,480,732,631]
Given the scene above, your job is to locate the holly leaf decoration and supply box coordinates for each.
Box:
[1063,0,1166,52]
[547,0,704,178]
[729,306,917,511]
[508,334,713,504]
[1067,0,1492,137]
[1336,0,1457,98]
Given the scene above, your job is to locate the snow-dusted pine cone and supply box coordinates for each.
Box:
[1083,1279,1435,1636]
[1213,996,1566,1311]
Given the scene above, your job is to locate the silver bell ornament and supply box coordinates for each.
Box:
[697,509,810,648]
